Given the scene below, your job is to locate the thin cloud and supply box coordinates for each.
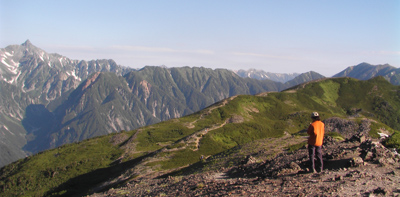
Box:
[365,51,400,56]
[232,52,304,61]
[45,45,98,53]
[111,45,214,55]
[193,49,214,55]
[111,45,177,53]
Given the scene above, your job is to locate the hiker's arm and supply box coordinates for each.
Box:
[307,124,314,135]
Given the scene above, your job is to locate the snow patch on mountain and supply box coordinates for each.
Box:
[67,71,81,81]
[1,55,19,72]
[6,71,21,84]
[5,51,13,56]
[2,125,14,136]
[1,58,17,72]
[234,69,300,83]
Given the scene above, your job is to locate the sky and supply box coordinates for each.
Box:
[0,0,399,77]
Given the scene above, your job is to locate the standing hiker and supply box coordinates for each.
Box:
[307,112,325,173]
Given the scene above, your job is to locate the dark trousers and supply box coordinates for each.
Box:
[308,145,323,172]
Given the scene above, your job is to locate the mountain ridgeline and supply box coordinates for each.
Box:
[1,76,400,196]
[0,41,326,167]
[333,62,400,85]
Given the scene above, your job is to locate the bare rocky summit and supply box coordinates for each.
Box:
[91,118,400,197]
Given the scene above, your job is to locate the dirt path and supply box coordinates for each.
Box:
[129,97,236,174]
[186,96,237,129]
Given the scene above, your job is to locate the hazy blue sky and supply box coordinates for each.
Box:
[1,0,399,76]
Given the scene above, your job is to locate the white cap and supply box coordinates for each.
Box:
[311,112,319,118]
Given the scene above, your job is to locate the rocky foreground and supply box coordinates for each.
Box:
[91,120,400,197]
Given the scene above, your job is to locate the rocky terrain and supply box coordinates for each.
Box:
[91,119,400,197]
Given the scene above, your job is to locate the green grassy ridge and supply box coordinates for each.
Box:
[2,77,400,196]
[143,94,317,171]
[145,77,400,171]
[0,135,124,196]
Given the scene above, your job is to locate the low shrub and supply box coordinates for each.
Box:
[286,142,307,153]
[383,131,400,151]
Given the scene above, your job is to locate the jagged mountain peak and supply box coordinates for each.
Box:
[19,39,45,55]
[0,40,132,91]
[21,39,32,47]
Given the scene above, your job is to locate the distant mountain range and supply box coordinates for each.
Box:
[233,69,327,88]
[0,40,398,167]
[233,69,300,83]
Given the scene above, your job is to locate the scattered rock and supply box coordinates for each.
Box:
[227,115,244,123]
[242,155,257,165]
[372,187,391,196]
[289,162,301,171]
[350,156,364,167]
[324,117,359,139]
[362,151,374,161]
[335,175,343,181]
[350,133,367,143]
[378,157,396,166]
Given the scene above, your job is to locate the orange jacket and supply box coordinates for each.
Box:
[307,120,325,146]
